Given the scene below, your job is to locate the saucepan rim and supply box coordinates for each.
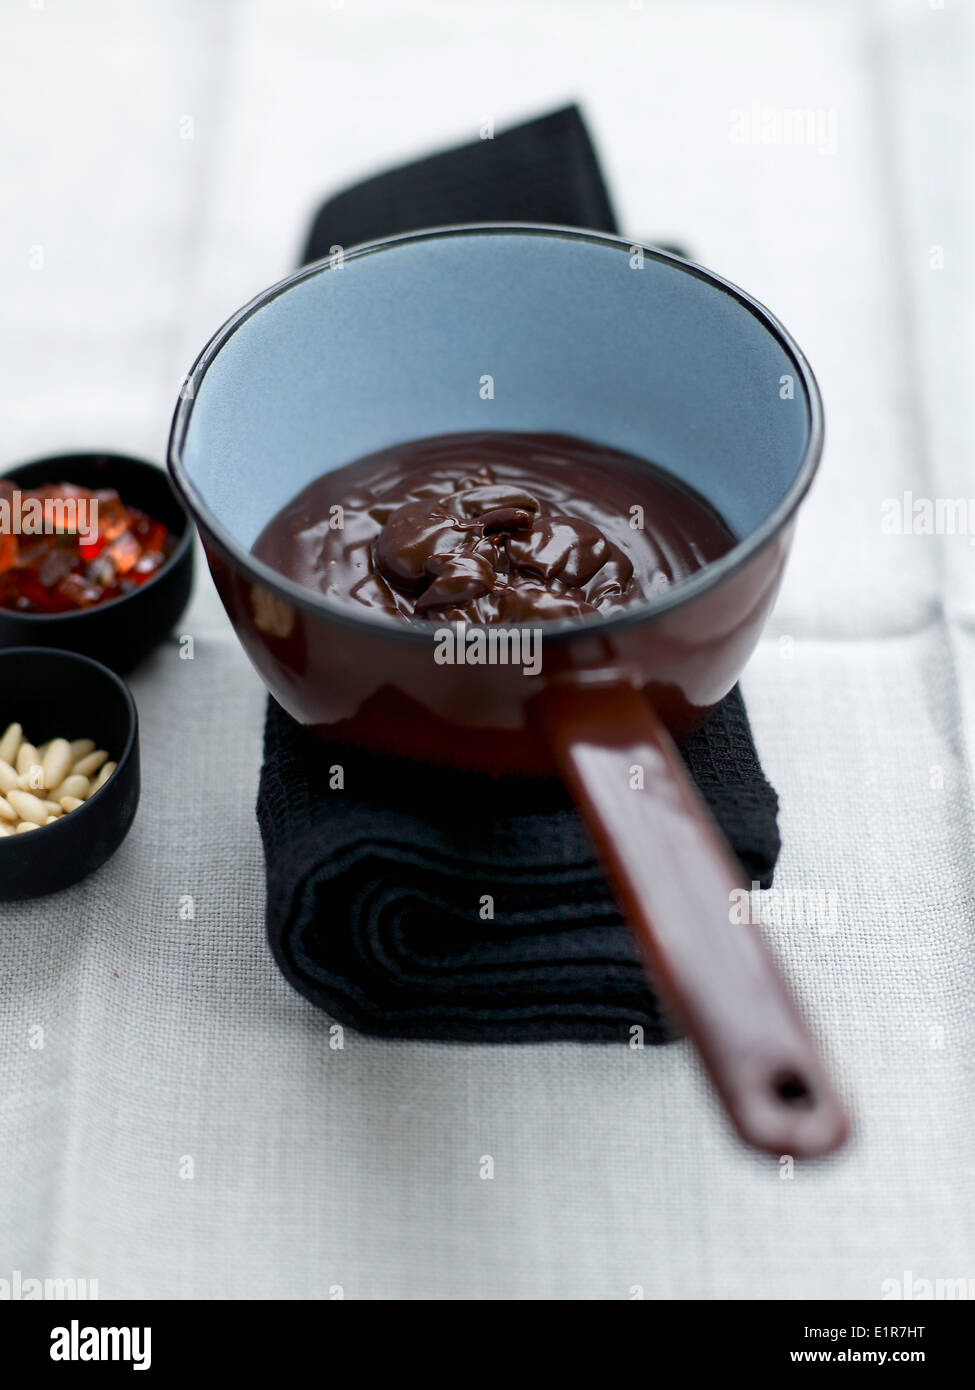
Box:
[167,222,824,646]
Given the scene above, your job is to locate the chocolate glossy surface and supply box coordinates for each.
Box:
[253,432,737,627]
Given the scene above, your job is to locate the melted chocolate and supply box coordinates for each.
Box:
[253,432,737,625]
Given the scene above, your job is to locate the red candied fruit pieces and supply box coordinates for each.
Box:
[0,568,51,611]
[54,572,104,609]
[91,489,130,542]
[0,480,173,613]
[0,482,18,572]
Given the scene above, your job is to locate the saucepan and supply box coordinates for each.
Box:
[168,225,848,1158]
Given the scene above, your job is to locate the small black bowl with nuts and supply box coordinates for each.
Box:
[0,646,140,900]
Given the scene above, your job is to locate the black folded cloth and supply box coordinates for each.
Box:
[302,104,618,262]
[256,103,781,1043]
[259,689,780,1044]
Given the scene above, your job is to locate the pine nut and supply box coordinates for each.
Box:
[7,789,49,825]
[0,724,118,838]
[91,762,117,793]
[41,738,73,790]
[0,723,21,765]
[50,774,90,802]
[16,742,39,775]
[72,749,109,778]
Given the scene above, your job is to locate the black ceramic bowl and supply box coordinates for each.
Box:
[0,452,194,673]
[0,648,140,901]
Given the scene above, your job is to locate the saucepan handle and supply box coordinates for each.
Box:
[533,679,849,1158]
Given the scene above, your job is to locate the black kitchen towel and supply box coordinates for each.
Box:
[259,103,780,1042]
[259,689,780,1044]
[301,104,618,264]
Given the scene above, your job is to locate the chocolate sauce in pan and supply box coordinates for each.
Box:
[253,432,737,625]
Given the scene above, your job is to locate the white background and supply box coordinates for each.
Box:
[1,0,973,1299]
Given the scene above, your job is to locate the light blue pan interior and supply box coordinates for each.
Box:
[180,230,812,550]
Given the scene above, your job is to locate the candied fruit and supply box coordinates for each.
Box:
[0,479,173,613]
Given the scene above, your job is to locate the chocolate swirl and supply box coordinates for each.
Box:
[253,432,737,625]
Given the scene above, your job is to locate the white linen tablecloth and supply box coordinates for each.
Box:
[1,0,973,1299]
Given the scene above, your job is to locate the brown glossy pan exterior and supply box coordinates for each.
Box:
[202,518,792,776]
